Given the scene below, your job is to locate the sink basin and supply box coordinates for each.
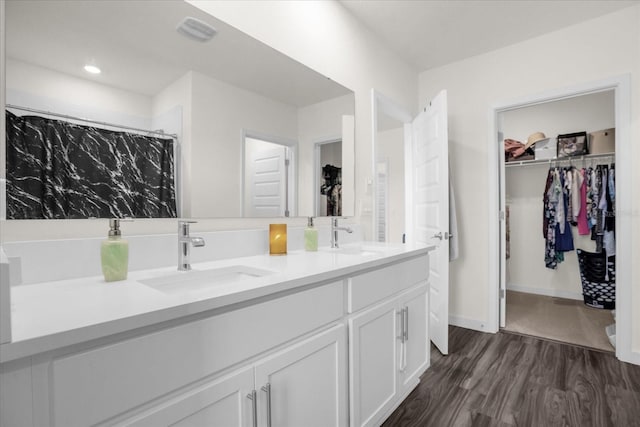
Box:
[139,265,276,295]
[320,245,386,257]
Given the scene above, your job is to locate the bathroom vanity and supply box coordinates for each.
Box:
[0,242,433,427]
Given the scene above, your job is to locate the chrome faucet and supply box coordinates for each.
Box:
[178,220,205,271]
[331,217,353,248]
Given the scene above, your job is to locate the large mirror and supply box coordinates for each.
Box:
[3,0,355,219]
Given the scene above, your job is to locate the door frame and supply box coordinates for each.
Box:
[241,130,297,217]
[487,74,636,364]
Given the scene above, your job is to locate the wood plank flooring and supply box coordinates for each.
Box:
[382,326,640,427]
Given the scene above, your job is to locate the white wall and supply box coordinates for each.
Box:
[504,91,615,299]
[320,142,342,169]
[418,6,640,353]
[187,0,419,238]
[5,59,152,128]
[189,71,298,218]
[152,72,193,217]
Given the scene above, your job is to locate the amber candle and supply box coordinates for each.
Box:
[269,224,287,255]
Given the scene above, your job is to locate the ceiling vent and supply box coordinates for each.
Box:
[176,17,217,42]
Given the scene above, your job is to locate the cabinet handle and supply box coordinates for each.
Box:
[397,310,405,342]
[246,390,258,427]
[404,306,409,341]
[261,383,272,427]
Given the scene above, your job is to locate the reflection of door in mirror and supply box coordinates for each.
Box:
[315,140,342,217]
[373,91,412,243]
[243,136,296,217]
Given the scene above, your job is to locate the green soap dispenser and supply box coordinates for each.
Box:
[304,217,318,251]
[101,219,129,282]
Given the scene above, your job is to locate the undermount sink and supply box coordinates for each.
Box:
[320,245,386,257]
[139,265,276,295]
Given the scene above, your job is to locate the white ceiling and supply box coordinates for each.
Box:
[5,1,351,106]
[6,0,638,103]
[339,0,639,71]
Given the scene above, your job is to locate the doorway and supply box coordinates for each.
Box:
[489,75,634,363]
[314,139,342,217]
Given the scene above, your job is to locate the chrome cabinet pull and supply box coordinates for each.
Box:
[261,383,272,427]
[397,310,405,342]
[246,390,257,427]
[404,306,409,341]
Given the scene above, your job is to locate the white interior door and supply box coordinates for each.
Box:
[406,90,449,355]
[245,138,288,217]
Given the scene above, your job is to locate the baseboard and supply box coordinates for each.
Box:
[449,315,495,333]
[506,283,583,301]
[619,349,640,366]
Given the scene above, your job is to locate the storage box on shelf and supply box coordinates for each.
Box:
[534,137,557,160]
[588,128,615,154]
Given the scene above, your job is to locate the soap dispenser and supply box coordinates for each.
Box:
[304,217,318,251]
[101,219,129,282]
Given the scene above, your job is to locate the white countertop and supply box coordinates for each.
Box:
[1,242,433,363]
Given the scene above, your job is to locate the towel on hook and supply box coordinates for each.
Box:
[449,171,459,262]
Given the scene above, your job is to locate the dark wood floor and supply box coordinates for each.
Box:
[383,326,640,427]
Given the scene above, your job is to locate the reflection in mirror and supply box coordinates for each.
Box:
[3,0,355,219]
[317,140,342,217]
[373,91,412,243]
[243,135,295,217]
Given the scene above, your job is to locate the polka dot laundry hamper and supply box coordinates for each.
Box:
[577,249,615,310]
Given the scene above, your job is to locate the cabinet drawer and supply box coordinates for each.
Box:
[49,281,344,427]
[348,256,428,313]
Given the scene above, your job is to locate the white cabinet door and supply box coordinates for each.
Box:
[398,285,429,392]
[254,325,347,427]
[349,284,429,427]
[121,366,254,427]
[349,298,401,427]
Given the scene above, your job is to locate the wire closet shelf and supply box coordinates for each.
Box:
[505,152,615,168]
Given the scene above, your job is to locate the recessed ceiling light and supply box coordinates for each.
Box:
[176,17,217,42]
[84,64,101,74]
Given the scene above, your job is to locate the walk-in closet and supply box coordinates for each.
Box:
[500,90,617,352]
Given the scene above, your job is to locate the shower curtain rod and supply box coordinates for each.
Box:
[6,104,178,139]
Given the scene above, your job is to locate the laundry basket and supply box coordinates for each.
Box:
[577,249,615,309]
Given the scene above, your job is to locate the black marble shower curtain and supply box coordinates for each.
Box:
[5,111,177,219]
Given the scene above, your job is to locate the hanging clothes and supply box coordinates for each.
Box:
[604,164,616,257]
[544,168,560,269]
[555,168,575,258]
[542,161,615,269]
[320,164,342,216]
[449,176,459,261]
[576,168,590,235]
[543,166,579,269]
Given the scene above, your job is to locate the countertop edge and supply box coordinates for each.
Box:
[1,246,434,363]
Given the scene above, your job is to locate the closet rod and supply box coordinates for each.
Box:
[505,152,614,168]
[6,104,178,140]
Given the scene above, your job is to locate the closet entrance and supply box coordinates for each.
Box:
[490,76,633,361]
